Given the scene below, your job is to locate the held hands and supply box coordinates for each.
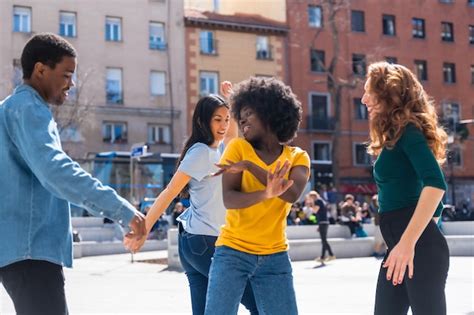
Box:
[220,81,233,99]
[264,160,293,199]
[383,239,415,286]
[123,212,148,253]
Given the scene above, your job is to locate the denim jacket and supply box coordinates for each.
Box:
[0,85,137,268]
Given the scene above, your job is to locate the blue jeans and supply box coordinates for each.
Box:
[178,229,258,315]
[205,246,298,315]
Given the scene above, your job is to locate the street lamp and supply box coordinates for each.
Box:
[130,143,151,207]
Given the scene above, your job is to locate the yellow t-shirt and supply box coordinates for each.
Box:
[216,138,310,255]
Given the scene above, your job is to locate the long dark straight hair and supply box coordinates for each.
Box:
[177,94,228,197]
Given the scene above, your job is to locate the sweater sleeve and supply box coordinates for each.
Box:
[399,125,447,191]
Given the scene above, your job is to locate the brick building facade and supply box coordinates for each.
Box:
[286,0,474,207]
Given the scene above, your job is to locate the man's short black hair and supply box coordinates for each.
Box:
[231,77,302,143]
[21,33,77,79]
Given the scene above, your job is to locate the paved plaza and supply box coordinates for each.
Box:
[1,251,473,314]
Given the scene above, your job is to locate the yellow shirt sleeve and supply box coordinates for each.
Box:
[220,138,242,164]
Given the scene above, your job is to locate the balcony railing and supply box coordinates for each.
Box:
[306,115,336,131]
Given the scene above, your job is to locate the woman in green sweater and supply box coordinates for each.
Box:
[362,62,449,315]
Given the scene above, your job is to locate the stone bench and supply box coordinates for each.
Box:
[73,239,167,258]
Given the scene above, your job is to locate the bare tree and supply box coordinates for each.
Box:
[310,0,367,188]
[51,68,96,137]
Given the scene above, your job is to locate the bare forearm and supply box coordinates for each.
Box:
[145,187,178,232]
[245,161,303,203]
[223,189,267,209]
[400,186,445,246]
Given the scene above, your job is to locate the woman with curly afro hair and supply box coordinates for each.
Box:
[363,62,449,315]
[204,77,310,315]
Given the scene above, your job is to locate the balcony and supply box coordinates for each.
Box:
[306,115,336,132]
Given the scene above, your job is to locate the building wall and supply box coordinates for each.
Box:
[0,0,187,158]
[185,0,287,22]
[185,26,286,135]
[287,0,474,201]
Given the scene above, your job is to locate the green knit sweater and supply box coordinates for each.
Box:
[373,124,447,217]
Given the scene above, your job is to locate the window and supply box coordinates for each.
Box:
[351,10,365,32]
[148,124,171,144]
[352,54,366,76]
[256,36,272,60]
[354,98,368,120]
[354,143,371,166]
[412,18,425,39]
[213,0,220,12]
[309,93,334,130]
[13,6,31,33]
[102,122,127,143]
[310,49,325,72]
[414,60,428,81]
[12,59,22,88]
[106,68,123,104]
[471,65,474,84]
[443,63,456,83]
[59,12,76,37]
[443,102,460,123]
[200,31,216,55]
[313,142,332,163]
[149,22,166,50]
[199,71,218,96]
[385,56,398,64]
[448,147,462,166]
[441,22,454,42]
[469,25,474,44]
[150,71,166,96]
[382,14,396,36]
[105,17,122,41]
[308,5,322,28]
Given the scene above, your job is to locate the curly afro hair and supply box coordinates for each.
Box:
[231,77,302,143]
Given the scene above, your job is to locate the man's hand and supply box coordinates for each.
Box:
[124,230,148,253]
[127,212,147,241]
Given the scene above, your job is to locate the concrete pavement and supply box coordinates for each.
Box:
[1,251,473,314]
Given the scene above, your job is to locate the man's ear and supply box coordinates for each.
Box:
[33,62,47,78]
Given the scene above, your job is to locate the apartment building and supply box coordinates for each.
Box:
[286,0,474,206]
[183,0,288,133]
[0,0,186,158]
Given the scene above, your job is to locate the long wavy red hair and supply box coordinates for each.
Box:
[366,62,447,164]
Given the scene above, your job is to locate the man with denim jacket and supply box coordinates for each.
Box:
[0,33,146,315]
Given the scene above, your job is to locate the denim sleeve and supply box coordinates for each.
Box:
[3,100,137,226]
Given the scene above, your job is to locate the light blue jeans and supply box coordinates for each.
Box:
[205,246,298,315]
